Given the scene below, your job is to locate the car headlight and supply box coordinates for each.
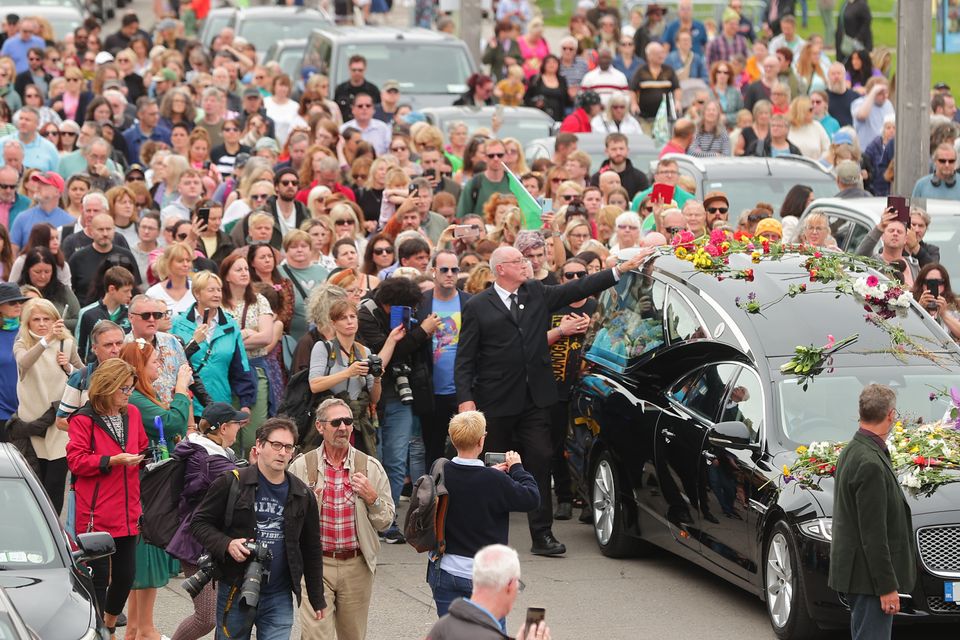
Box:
[798,517,833,542]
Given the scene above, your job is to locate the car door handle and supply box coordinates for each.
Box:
[660,428,676,443]
[702,450,717,467]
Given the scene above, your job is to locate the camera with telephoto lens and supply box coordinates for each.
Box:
[182,552,218,599]
[391,364,414,405]
[366,354,383,378]
[238,541,272,608]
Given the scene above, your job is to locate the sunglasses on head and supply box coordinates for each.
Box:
[563,270,587,279]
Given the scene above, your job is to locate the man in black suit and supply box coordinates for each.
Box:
[455,245,651,555]
[416,250,471,468]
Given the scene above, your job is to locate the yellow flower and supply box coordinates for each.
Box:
[911,446,920,453]
[796,445,808,455]
[751,251,762,264]
[894,421,903,428]
[674,246,688,259]
[721,242,730,252]
[782,464,791,478]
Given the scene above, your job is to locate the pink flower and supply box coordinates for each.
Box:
[704,243,721,257]
[866,275,879,288]
[709,229,726,245]
[825,334,835,349]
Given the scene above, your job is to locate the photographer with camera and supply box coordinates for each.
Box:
[308,299,405,454]
[288,398,394,640]
[912,263,960,341]
[190,417,327,640]
[168,403,248,640]
[358,276,441,543]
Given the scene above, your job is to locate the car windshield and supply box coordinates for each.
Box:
[450,116,552,146]
[46,16,80,40]
[336,44,472,94]
[277,48,304,80]
[202,15,232,47]
[777,369,960,447]
[0,479,59,569]
[237,19,326,54]
[694,176,836,215]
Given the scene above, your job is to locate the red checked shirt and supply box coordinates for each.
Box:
[318,448,360,552]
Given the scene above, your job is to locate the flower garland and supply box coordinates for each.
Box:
[782,423,960,493]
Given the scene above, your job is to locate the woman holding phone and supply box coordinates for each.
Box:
[912,263,960,340]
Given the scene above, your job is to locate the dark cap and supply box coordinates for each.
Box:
[125,164,146,179]
[243,86,261,99]
[201,402,249,432]
[935,82,951,91]
[0,282,28,305]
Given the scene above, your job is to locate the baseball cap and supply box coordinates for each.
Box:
[95,51,114,65]
[832,130,854,146]
[755,218,783,238]
[383,79,400,92]
[201,402,249,432]
[157,18,177,31]
[152,68,177,84]
[702,191,729,209]
[243,86,261,99]
[31,171,64,193]
[836,160,861,186]
[125,164,146,180]
[255,137,280,153]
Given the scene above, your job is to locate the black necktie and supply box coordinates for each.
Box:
[509,293,520,324]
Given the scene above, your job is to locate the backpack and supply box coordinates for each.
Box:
[301,447,368,487]
[278,340,335,447]
[403,458,450,555]
[139,455,187,548]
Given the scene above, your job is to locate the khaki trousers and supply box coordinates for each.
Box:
[299,555,374,640]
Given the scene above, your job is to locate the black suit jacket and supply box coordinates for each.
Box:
[455,270,616,417]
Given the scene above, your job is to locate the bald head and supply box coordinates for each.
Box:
[90,213,116,251]
[489,246,527,290]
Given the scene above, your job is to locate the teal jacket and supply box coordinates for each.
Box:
[8,193,30,230]
[170,305,256,413]
[828,431,917,596]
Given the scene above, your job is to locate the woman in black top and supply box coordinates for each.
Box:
[355,157,389,225]
[524,55,571,121]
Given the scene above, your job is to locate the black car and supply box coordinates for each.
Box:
[571,248,960,638]
[0,443,114,640]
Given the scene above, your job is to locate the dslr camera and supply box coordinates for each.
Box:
[182,552,217,599]
[181,541,272,607]
[391,364,414,405]
[366,354,383,378]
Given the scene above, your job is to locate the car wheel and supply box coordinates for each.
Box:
[764,520,818,640]
[592,450,645,558]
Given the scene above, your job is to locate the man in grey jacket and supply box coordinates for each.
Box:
[427,544,551,640]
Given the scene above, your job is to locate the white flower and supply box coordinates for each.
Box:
[891,292,913,308]
[901,468,922,489]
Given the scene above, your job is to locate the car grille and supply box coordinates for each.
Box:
[927,597,960,613]
[917,525,960,576]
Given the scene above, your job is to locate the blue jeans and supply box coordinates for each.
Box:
[848,593,893,640]
[215,582,293,640]
[426,558,472,618]
[378,396,414,506]
[408,416,426,483]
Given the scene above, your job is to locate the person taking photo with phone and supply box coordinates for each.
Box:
[427,411,539,618]
[855,206,919,286]
[912,263,960,341]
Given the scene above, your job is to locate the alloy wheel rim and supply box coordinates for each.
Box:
[765,532,794,628]
[593,460,614,545]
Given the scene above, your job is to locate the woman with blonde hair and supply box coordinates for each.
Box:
[795,43,827,95]
[489,207,523,246]
[464,263,495,294]
[388,133,422,178]
[329,202,368,255]
[0,56,20,113]
[145,242,196,314]
[14,297,82,512]
[224,179,275,230]
[301,217,336,270]
[787,96,830,160]
[64,174,92,218]
[159,154,190,208]
[379,166,411,228]
[797,211,837,249]
[502,137,530,175]
[52,66,93,122]
[563,219,592,256]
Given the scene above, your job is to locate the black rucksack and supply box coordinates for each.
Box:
[403,458,450,555]
[139,456,187,548]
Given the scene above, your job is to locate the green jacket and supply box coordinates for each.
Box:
[828,431,917,596]
[128,390,191,446]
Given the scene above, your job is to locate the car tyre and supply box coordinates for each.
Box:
[592,450,646,558]
[764,520,818,640]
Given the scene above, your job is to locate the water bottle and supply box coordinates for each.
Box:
[154,416,170,461]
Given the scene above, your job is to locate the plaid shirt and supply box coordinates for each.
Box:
[318,448,359,552]
[705,34,750,69]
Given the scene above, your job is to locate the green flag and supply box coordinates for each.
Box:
[505,167,542,230]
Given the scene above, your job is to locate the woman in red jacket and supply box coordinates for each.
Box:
[66,358,149,639]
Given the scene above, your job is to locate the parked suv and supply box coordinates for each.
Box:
[301,26,478,110]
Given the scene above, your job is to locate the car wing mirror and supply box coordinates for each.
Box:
[72,531,115,563]
[708,420,756,450]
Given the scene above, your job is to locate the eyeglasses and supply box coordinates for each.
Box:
[616,224,639,230]
[551,177,564,183]
[119,384,136,395]
[42,130,59,138]
[264,439,297,453]
[60,131,77,137]
[321,417,354,428]
[353,174,368,181]
[176,232,189,240]
[437,266,460,274]
[0,183,16,190]
[335,219,354,226]
[665,226,684,234]
[486,152,505,159]
[561,194,576,201]
[937,158,957,164]
[133,311,171,320]
[251,193,270,201]
[563,270,587,279]
[373,246,394,255]
[568,233,590,240]
[354,103,373,109]
[279,179,298,186]
[707,206,728,214]
[501,258,532,265]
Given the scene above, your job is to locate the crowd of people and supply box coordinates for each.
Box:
[0,0,952,639]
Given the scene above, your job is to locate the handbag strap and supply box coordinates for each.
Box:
[283,264,309,300]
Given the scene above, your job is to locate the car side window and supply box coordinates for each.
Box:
[671,363,738,421]
[720,367,765,442]
[827,214,870,252]
[665,288,707,344]
[583,272,665,371]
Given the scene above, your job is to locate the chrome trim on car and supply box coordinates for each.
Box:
[749,499,768,514]
[916,524,960,579]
